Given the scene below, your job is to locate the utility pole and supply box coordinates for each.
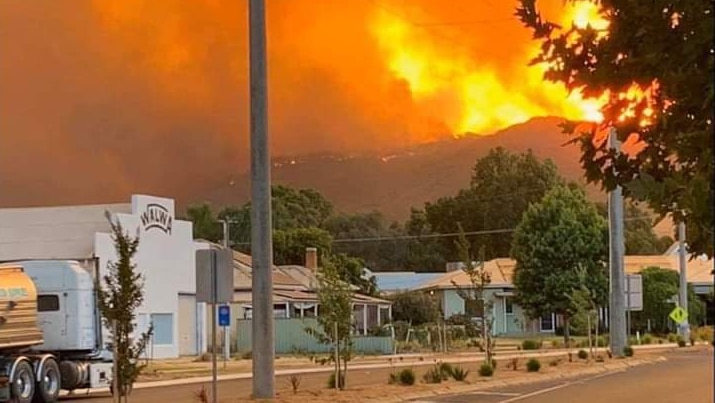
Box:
[249,0,275,398]
[678,222,690,339]
[221,220,233,363]
[608,127,627,356]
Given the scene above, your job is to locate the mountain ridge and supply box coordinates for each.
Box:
[200,116,603,220]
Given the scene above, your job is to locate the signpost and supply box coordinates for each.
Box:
[196,249,233,403]
[624,274,643,336]
[669,306,688,326]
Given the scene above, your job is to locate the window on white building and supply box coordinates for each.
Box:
[505,297,514,315]
[150,313,174,345]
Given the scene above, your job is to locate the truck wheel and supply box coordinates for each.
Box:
[33,358,60,403]
[10,360,35,403]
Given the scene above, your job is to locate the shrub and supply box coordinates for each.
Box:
[596,337,608,347]
[521,339,541,350]
[451,366,469,382]
[595,356,605,363]
[689,334,697,346]
[667,333,678,343]
[388,372,398,385]
[423,366,443,384]
[398,368,416,386]
[478,363,494,377]
[241,351,253,360]
[548,358,560,367]
[491,359,498,370]
[577,350,588,360]
[678,339,687,348]
[698,326,714,343]
[509,358,519,371]
[526,358,541,372]
[551,340,562,349]
[438,362,453,379]
[642,334,653,345]
[327,372,345,389]
[623,346,634,357]
[194,386,209,403]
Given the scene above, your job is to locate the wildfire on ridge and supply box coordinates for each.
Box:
[371,0,655,137]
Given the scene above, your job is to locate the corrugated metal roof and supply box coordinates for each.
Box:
[414,256,713,290]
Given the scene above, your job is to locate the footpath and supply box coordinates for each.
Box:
[132,343,683,390]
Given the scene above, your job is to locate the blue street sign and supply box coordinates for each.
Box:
[218,305,230,327]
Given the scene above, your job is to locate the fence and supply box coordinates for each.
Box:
[235,318,394,355]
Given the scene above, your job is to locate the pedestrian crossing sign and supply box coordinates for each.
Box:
[669,306,688,325]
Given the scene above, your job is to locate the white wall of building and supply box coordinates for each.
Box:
[94,195,200,359]
[0,195,206,359]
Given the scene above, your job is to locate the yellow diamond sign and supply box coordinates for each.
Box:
[669,306,688,325]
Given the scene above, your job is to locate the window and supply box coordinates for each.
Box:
[150,314,174,345]
[37,295,60,312]
[540,314,555,332]
[505,298,514,315]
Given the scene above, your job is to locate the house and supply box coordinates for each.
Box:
[198,245,394,354]
[409,255,714,337]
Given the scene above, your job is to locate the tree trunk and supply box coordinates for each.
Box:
[563,315,571,348]
[587,314,593,358]
[595,308,600,356]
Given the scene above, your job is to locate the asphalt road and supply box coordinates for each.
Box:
[414,349,713,403]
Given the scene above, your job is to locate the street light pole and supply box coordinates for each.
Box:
[678,222,690,339]
[248,0,275,398]
[608,127,627,357]
[221,220,234,363]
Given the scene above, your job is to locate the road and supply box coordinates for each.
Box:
[414,349,713,403]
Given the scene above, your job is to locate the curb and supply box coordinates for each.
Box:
[59,344,681,396]
[369,355,667,403]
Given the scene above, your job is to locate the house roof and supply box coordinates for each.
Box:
[414,258,516,291]
[415,256,713,290]
[217,247,390,305]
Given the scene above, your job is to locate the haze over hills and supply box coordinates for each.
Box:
[201,116,604,220]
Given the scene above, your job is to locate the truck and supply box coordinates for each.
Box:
[0,261,113,402]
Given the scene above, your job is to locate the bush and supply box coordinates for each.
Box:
[509,358,519,370]
[623,346,634,357]
[478,363,494,377]
[521,339,541,350]
[548,358,560,367]
[398,368,416,386]
[667,333,678,343]
[551,340,562,349]
[451,366,469,382]
[642,334,653,345]
[595,356,605,363]
[697,326,714,343]
[596,337,608,347]
[438,362,453,380]
[689,334,697,346]
[423,366,443,384]
[388,372,398,385]
[677,339,687,348]
[577,350,588,360]
[327,372,345,389]
[526,358,541,372]
[289,375,301,394]
[491,359,498,370]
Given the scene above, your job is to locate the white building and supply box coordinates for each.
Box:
[0,194,207,358]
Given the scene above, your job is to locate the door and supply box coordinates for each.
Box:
[178,294,197,356]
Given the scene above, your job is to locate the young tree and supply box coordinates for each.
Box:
[389,291,440,326]
[568,266,600,357]
[451,226,496,366]
[97,212,153,402]
[511,185,608,346]
[305,256,354,390]
[517,0,713,258]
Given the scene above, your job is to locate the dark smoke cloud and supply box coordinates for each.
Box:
[0,0,573,208]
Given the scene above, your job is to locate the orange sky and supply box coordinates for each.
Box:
[0,0,612,204]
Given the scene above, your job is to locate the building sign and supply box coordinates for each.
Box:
[140,203,173,234]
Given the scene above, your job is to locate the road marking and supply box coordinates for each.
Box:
[469,391,521,397]
[495,369,625,403]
